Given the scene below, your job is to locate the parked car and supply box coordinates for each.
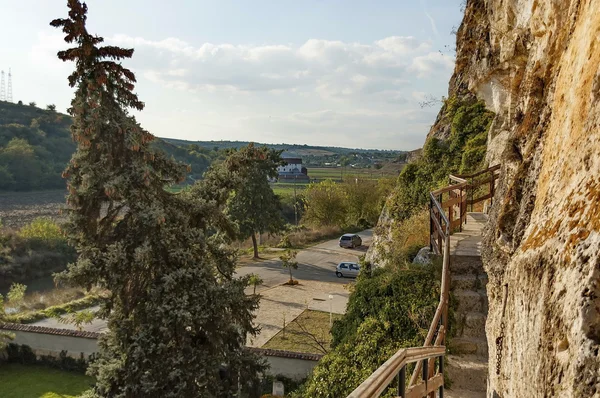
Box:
[336,262,360,278]
[339,233,362,248]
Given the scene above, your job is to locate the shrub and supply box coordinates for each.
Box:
[301,265,443,396]
[387,96,493,222]
[18,218,64,245]
[6,294,103,324]
[5,343,93,373]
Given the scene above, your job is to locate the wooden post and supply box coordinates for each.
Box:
[442,235,450,342]
[448,200,453,233]
[398,365,406,398]
[429,199,434,252]
[490,170,495,206]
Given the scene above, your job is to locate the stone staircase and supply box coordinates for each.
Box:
[445,213,489,398]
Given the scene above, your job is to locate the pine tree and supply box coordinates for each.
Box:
[51,1,262,396]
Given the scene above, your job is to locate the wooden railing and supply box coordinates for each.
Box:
[346,165,499,398]
[347,347,445,398]
[429,164,500,254]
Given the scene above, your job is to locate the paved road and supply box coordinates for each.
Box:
[238,229,372,293]
[32,230,372,333]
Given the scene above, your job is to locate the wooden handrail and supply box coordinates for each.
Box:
[347,346,446,398]
[452,164,500,179]
[346,165,500,398]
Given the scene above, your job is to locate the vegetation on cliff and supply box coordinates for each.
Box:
[388,96,493,222]
[297,265,441,397]
[299,97,492,396]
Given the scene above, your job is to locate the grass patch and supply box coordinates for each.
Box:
[236,248,282,267]
[262,309,343,354]
[0,363,94,398]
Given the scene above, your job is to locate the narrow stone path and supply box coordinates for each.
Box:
[445,213,489,398]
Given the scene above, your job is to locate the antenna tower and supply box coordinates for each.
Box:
[0,71,5,102]
[7,68,12,103]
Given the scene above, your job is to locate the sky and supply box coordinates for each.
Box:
[0,0,464,150]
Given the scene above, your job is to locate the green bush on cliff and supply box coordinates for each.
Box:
[388,96,493,221]
[298,265,440,397]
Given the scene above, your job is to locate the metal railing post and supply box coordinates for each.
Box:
[398,365,406,398]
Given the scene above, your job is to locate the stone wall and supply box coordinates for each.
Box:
[0,323,321,381]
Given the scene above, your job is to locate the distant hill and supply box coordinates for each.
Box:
[163,138,401,156]
[0,101,405,192]
[0,101,225,191]
[163,139,405,168]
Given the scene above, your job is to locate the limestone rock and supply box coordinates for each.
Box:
[412,247,433,265]
[458,0,600,396]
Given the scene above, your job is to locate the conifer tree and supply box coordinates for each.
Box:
[52,1,262,396]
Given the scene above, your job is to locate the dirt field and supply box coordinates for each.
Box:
[0,190,67,229]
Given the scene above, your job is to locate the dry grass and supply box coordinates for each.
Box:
[385,209,430,268]
[262,310,343,354]
[235,225,349,253]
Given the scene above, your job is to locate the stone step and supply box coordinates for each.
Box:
[451,337,489,356]
[450,255,484,275]
[457,312,487,339]
[451,274,488,291]
[444,389,486,398]
[455,290,488,314]
[446,354,488,392]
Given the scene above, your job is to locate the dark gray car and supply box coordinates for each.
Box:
[339,233,362,248]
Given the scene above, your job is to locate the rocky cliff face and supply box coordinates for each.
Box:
[459,0,600,396]
[369,0,600,395]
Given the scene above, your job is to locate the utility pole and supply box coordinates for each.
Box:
[7,68,12,103]
[294,175,298,226]
[0,71,5,102]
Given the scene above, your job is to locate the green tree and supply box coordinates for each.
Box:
[55,309,95,331]
[248,273,263,295]
[46,104,57,111]
[301,266,440,397]
[28,102,36,107]
[7,283,27,307]
[302,318,402,398]
[341,178,387,226]
[223,144,285,259]
[0,295,15,349]
[51,2,262,396]
[303,179,347,227]
[280,250,298,283]
[0,137,43,190]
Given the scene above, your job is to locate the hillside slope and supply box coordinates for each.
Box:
[0,102,224,189]
[0,102,403,191]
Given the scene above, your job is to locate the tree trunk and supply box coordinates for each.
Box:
[251,233,259,259]
[289,267,293,282]
[253,284,257,295]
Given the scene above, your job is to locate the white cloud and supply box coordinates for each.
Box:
[109,34,452,99]
[409,52,455,78]
[29,32,454,149]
